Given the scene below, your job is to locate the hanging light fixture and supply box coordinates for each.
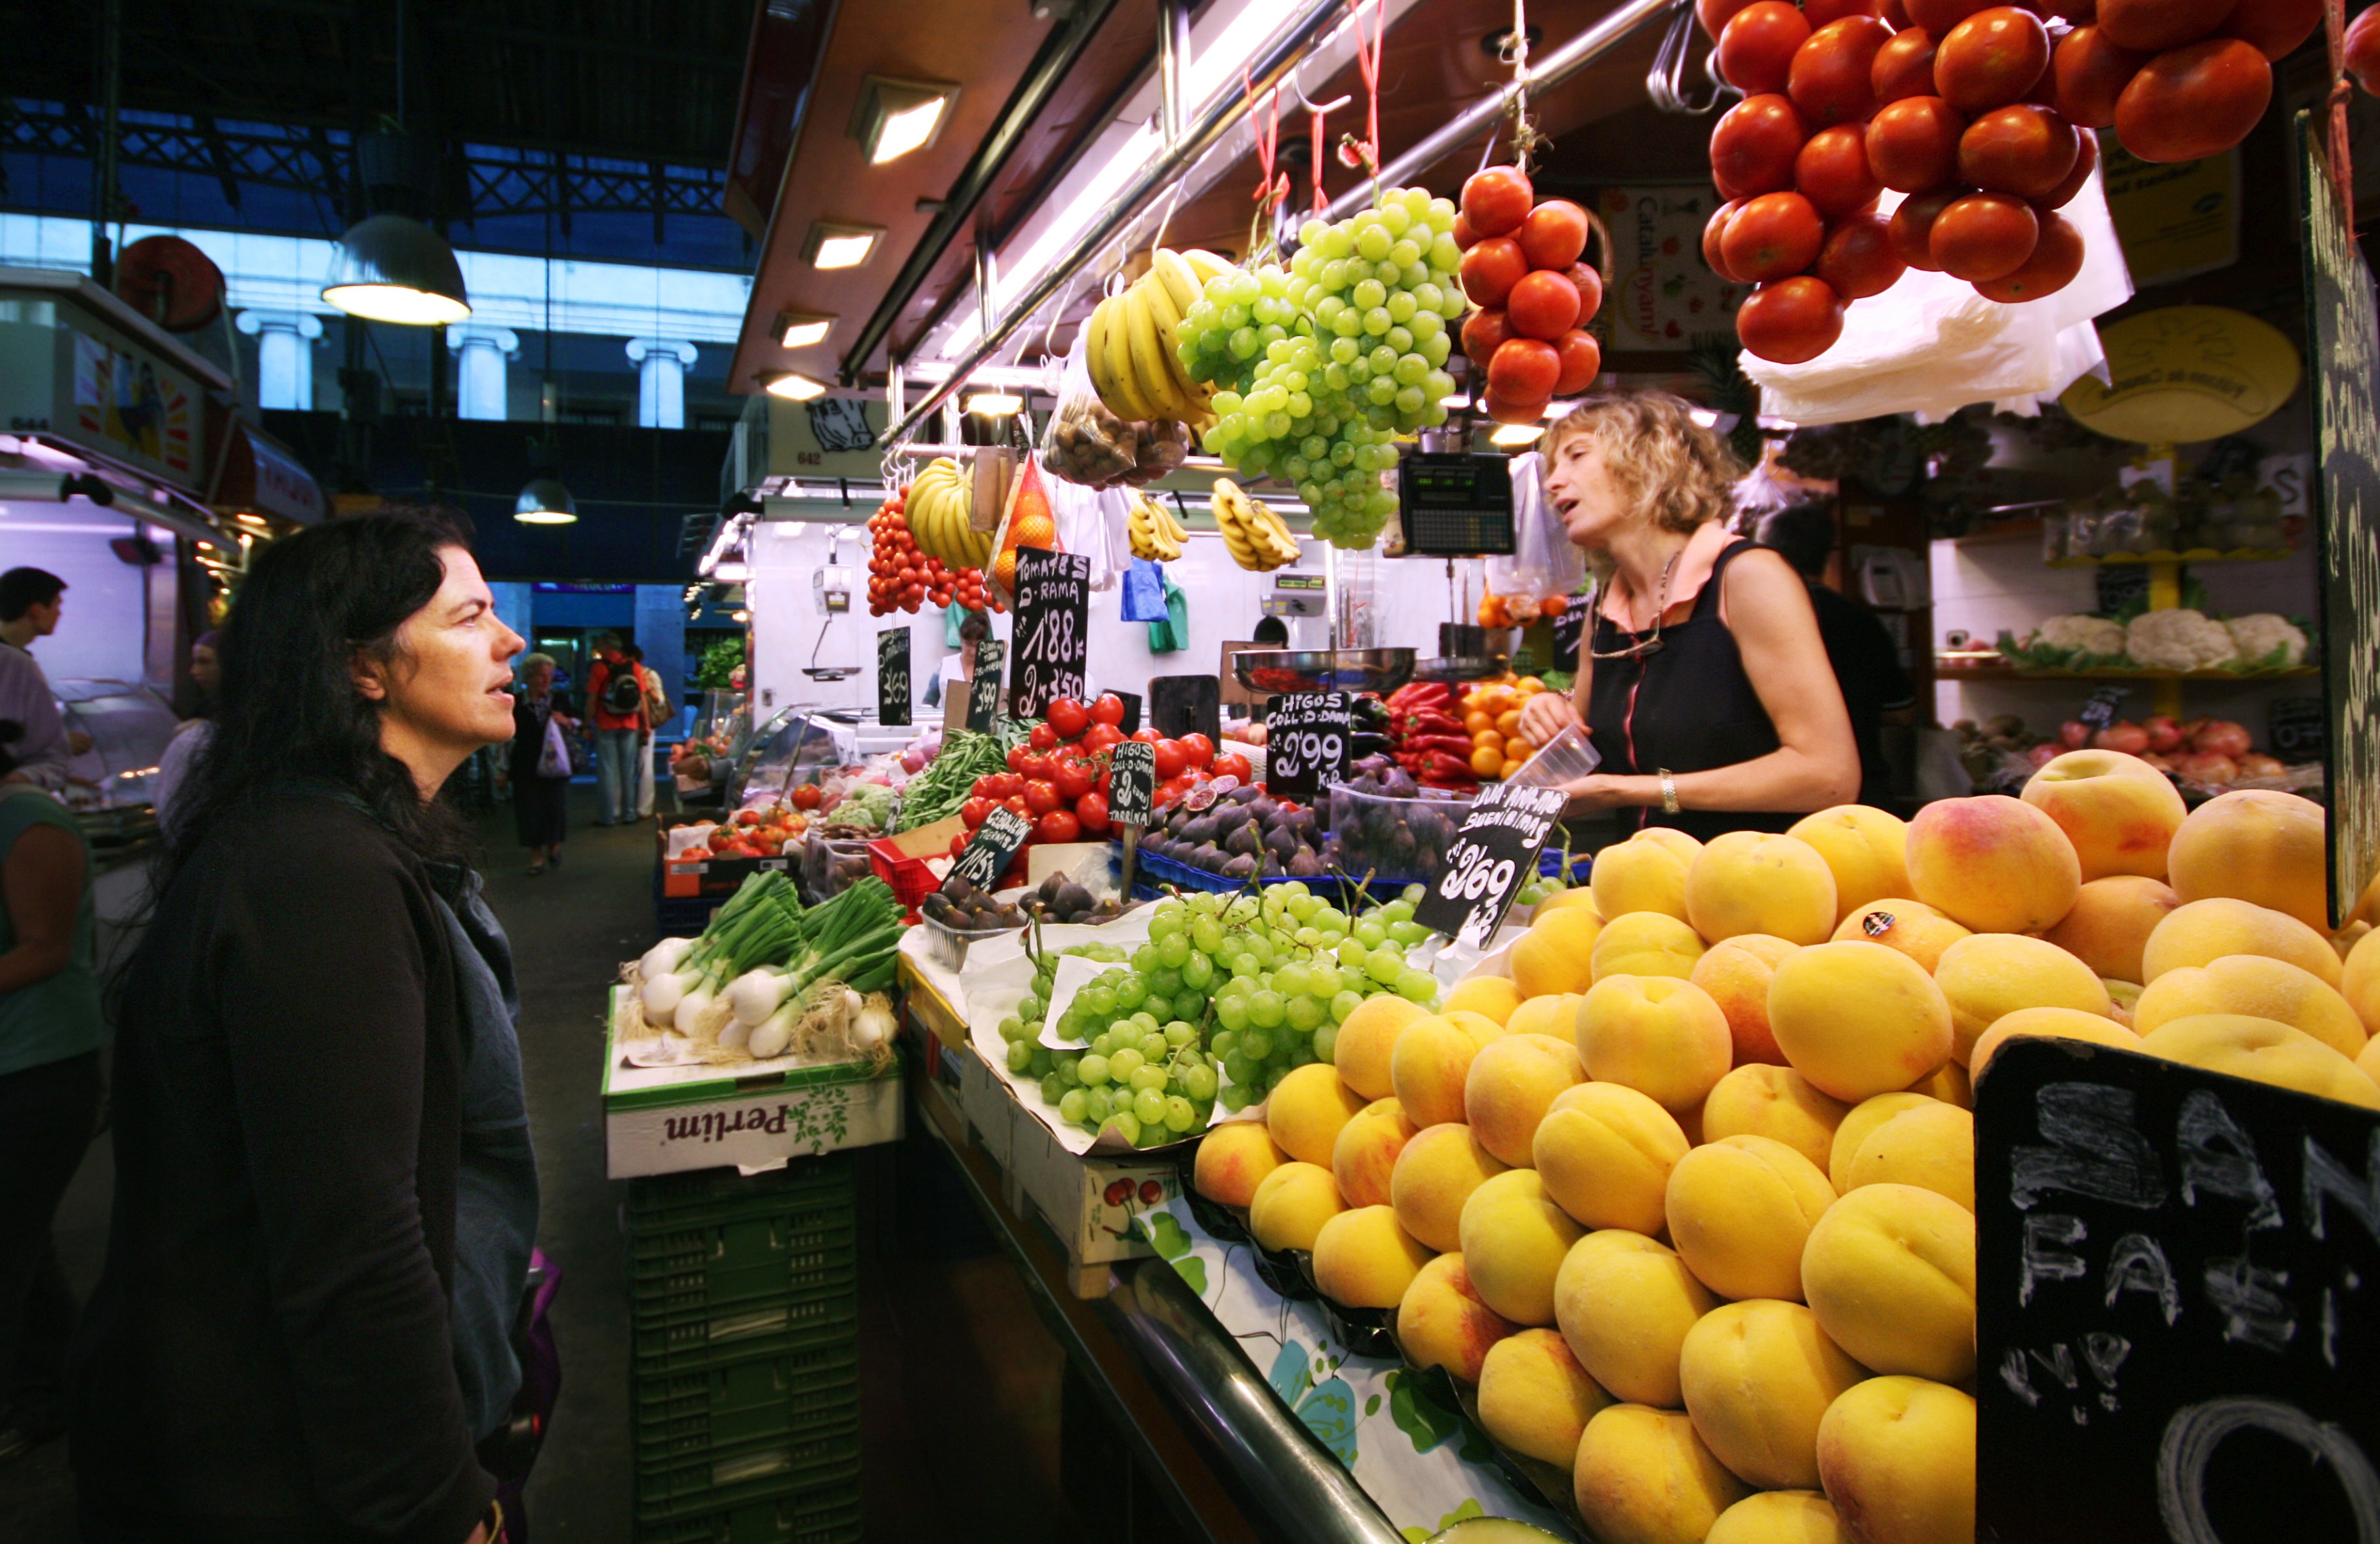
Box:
[849,77,959,165]
[1490,422,1546,447]
[762,370,829,401]
[514,474,578,525]
[321,214,472,325]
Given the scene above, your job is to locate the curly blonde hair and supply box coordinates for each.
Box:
[1541,391,1744,548]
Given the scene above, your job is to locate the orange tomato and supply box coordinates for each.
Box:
[1496,709,1525,737]
[1465,710,1497,735]
[1501,758,1529,779]
[1471,744,1508,777]
[1475,729,1506,754]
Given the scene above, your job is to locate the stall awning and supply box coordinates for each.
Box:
[214,420,325,525]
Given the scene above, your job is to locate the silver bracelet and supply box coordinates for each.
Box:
[1658,767,1680,815]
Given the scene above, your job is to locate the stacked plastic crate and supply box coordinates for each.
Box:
[627,1154,862,1543]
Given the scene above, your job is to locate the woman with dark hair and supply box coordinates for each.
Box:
[0,716,103,1469]
[73,513,538,1544]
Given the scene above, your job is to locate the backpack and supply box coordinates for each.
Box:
[601,664,645,717]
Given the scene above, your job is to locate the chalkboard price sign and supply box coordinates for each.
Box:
[1107,740,1156,829]
[949,806,1034,891]
[1009,548,1091,721]
[965,638,1004,735]
[1412,783,1569,949]
[2076,684,2130,733]
[876,626,910,727]
[1550,593,1591,672]
[2270,698,2327,762]
[1976,1037,2380,1544]
[1264,691,1351,800]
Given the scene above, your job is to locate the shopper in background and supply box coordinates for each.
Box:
[1515,392,1859,837]
[0,568,89,791]
[0,718,104,1469]
[1755,503,1918,811]
[511,652,573,876]
[628,643,669,821]
[583,632,647,826]
[75,512,538,1544]
[150,629,224,840]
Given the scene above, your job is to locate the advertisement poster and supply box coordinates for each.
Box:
[2101,141,2240,288]
[70,329,198,481]
[1595,185,1743,352]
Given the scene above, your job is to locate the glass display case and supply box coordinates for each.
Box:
[725,706,845,809]
[671,689,752,803]
[53,678,182,835]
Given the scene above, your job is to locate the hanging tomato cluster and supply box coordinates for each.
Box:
[1452,168,1606,424]
[866,489,992,617]
[1698,0,2313,366]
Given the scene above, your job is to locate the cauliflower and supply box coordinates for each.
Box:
[2125,609,2238,671]
[2223,613,2309,668]
[2029,614,2127,659]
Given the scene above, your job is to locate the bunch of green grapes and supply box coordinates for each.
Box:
[1173,188,1470,550]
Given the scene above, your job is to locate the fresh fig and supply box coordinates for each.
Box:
[1222,853,1257,880]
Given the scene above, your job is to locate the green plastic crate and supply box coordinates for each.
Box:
[634,1344,860,1457]
[631,1292,860,1377]
[633,1485,864,1544]
[626,1155,853,1226]
[633,1433,861,1524]
[628,1208,857,1322]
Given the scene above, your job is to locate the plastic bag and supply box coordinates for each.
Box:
[1741,170,2133,426]
[1483,451,1585,615]
[1121,558,1169,622]
[1038,326,1190,489]
[1045,474,1125,592]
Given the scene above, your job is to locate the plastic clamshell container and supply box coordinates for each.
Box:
[1323,784,1476,885]
[1500,720,1600,789]
[800,836,874,903]
[916,910,1017,971]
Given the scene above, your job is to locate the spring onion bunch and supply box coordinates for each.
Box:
[638,871,805,1031]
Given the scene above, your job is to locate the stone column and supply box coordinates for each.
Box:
[234,310,323,409]
[445,323,521,421]
[626,338,699,429]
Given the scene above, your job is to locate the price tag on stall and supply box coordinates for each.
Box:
[948,806,1034,891]
[1107,740,1157,829]
[2076,685,2130,735]
[964,638,1005,735]
[1264,691,1351,800]
[1413,783,1569,950]
[1550,594,1591,671]
[1008,548,1090,721]
[2270,698,2326,762]
[876,626,910,727]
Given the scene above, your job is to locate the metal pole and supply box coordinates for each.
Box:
[879,0,1352,448]
[1322,0,1674,222]
[1157,0,1192,145]
[91,0,121,287]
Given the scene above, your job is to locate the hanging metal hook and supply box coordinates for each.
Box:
[1287,69,1352,117]
[1647,0,1731,115]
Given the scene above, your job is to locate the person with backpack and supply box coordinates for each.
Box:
[582,634,648,827]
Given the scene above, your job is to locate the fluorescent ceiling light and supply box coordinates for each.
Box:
[711,561,750,582]
[763,371,828,400]
[805,222,885,270]
[778,312,836,348]
[852,77,959,165]
[967,391,1024,416]
[1490,423,1545,447]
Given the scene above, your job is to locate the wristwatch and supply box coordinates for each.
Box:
[1657,768,1680,815]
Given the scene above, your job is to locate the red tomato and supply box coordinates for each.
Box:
[1155,775,1194,807]
[970,774,1000,800]
[1718,1,1812,94]
[1505,270,1583,340]
[1003,794,1032,817]
[1046,697,1089,739]
[1866,98,1968,192]
[1704,200,1747,279]
[961,797,992,828]
[1872,28,1941,105]
[1697,0,1764,38]
[1720,191,1826,282]
[2052,26,2149,127]
[1936,7,2051,110]
[1888,185,1969,269]
[1885,0,1916,22]
[1023,779,1061,816]
[1052,755,1095,801]
[1129,727,1162,744]
[1211,753,1255,783]
[1568,262,1605,323]
[2097,0,2237,52]
[2114,37,2271,162]
[1028,722,1060,752]
[1152,739,1189,779]
[1958,104,2080,197]
[1905,0,1997,30]
[1805,0,1883,20]
[1037,809,1083,844]
[2221,0,2321,62]
[1451,211,1479,249]
[1974,209,2087,300]
[1081,723,1125,754]
[1485,391,1551,425]
[1460,306,1516,369]
[1788,17,1892,125]
[1930,190,2040,281]
[950,833,971,858]
[2032,127,2099,209]
[1487,337,1563,401]
[1458,237,1529,307]
[1552,330,1604,394]
[1516,200,1591,271]
[1090,692,1127,725]
[1074,791,1111,834]
[1177,732,1216,769]
[1005,744,1038,775]
[1794,125,1882,216]
[1710,94,1811,200]
[1737,276,1846,363]
[1816,213,1908,299]
[1020,750,1057,782]
[1460,165,1535,237]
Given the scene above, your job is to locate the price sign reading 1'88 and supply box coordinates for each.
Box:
[1264,691,1350,800]
[1412,784,1569,950]
[1009,548,1089,721]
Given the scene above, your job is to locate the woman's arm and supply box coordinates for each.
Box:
[0,821,83,994]
[1516,653,1594,746]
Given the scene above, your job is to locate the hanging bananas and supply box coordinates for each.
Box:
[1211,479,1300,573]
[1127,491,1190,563]
[1083,250,1221,430]
[906,458,992,569]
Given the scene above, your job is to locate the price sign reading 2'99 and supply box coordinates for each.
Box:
[1009,547,1091,721]
[1264,691,1351,800]
[1413,783,1569,950]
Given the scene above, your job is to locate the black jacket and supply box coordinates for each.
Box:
[70,792,495,1544]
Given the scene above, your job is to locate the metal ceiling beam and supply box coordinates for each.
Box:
[879,0,1356,446]
[834,0,1124,387]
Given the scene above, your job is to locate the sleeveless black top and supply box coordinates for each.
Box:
[1585,537,1797,840]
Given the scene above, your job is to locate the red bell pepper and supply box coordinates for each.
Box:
[1409,733,1476,758]
[1417,750,1475,783]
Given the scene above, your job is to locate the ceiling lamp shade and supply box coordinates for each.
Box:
[514,475,578,525]
[762,370,828,401]
[321,214,471,325]
[850,77,958,165]
[803,221,885,271]
[778,311,836,349]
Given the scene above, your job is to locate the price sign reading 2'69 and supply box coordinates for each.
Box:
[1414,783,1569,950]
[1009,547,1090,721]
[1264,691,1351,800]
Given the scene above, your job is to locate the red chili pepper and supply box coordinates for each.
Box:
[1410,734,1477,757]
[1405,710,1467,736]
[1419,751,1474,781]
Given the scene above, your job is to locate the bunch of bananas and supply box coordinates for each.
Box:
[1212,479,1300,573]
[1127,491,1190,562]
[906,458,992,569]
[1085,249,1231,429]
